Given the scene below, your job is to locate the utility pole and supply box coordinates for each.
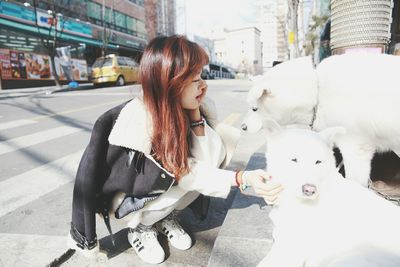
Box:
[102,0,106,56]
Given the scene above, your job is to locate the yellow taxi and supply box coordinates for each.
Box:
[91,54,139,86]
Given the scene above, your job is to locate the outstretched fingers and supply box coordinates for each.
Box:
[252,175,283,205]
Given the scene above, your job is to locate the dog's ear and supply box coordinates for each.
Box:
[318,127,346,147]
[247,86,271,104]
[264,118,282,135]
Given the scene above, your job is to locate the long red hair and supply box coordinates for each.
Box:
[139,35,209,179]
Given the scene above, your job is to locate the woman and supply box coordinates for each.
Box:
[68,35,283,264]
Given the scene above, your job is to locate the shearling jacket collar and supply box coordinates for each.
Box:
[108,96,240,169]
[108,97,153,154]
[108,96,220,154]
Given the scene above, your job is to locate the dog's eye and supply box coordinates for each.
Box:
[291,158,297,163]
[252,107,258,112]
[315,160,322,165]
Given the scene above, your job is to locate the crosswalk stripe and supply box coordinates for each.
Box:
[31,99,125,121]
[56,92,132,96]
[222,113,241,125]
[0,150,83,218]
[0,126,82,155]
[0,119,37,131]
[0,233,69,266]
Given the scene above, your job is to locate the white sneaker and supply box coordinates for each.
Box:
[128,226,165,264]
[156,219,192,250]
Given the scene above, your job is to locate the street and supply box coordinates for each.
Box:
[0,79,268,266]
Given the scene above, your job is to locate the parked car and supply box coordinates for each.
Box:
[91,54,139,87]
[201,65,214,80]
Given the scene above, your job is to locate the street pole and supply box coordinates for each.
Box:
[102,0,106,57]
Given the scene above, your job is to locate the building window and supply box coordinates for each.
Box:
[86,1,146,39]
[115,11,127,33]
[126,16,136,32]
[128,0,144,7]
[87,1,101,20]
[137,20,146,36]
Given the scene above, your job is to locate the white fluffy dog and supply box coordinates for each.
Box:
[258,125,400,267]
[242,53,400,187]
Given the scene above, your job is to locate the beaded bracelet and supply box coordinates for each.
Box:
[190,117,205,128]
[235,171,250,192]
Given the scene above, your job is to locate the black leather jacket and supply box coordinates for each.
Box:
[70,100,189,250]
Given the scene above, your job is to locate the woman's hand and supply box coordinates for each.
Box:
[240,169,283,205]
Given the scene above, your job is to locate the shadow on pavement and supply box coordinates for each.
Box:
[100,228,131,259]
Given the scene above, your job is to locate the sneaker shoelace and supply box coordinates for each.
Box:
[130,227,158,242]
[165,219,185,234]
[140,228,158,242]
[131,228,158,254]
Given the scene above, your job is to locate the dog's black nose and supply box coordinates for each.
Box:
[302,184,317,196]
[241,123,247,131]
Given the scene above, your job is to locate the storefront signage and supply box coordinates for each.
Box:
[0,49,88,81]
[25,52,52,79]
[54,57,88,81]
[36,10,93,38]
[10,50,28,79]
[0,2,92,38]
[0,2,35,24]
[0,49,12,79]
[36,11,61,31]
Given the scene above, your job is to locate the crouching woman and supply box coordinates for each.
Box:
[68,35,282,264]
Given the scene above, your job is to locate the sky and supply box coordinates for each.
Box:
[175,0,258,38]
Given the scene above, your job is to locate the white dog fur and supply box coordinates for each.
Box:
[242,53,400,187]
[257,124,400,267]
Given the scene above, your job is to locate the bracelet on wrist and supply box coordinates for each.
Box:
[190,117,205,128]
[235,171,250,192]
[235,171,241,187]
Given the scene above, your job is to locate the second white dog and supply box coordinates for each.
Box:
[257,124,400,267]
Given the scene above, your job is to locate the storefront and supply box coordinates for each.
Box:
[0,1,146,89]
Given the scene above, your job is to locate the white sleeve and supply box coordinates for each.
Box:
[178,159,235,198]
[190,123,226,167]
[180,122,233,198]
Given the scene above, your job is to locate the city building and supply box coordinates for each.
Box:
[193,35,215,62]
[256,0,288,72]
[213,27,262,76]
[145,0,175,40]
[0,0,176,89]
[174,0,187,36]
[297,0,313,55]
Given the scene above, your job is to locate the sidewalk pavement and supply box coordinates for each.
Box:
[208,150,273,267]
